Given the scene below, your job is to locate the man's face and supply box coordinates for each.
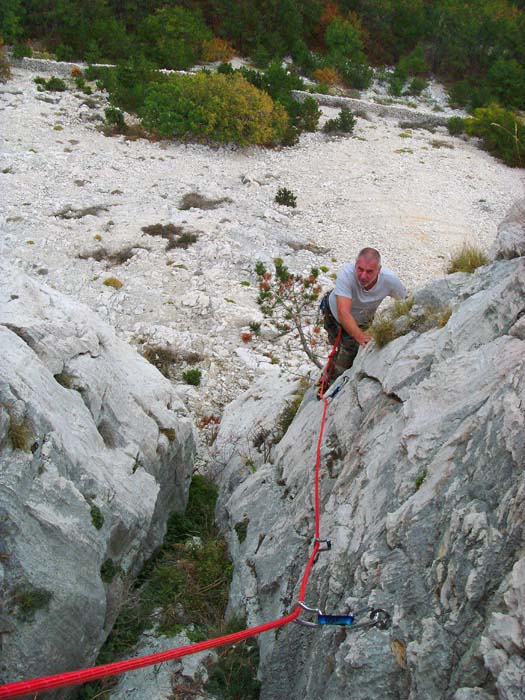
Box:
[355,256,380,289]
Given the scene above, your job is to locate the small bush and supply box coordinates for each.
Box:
[276,394,303,438]
[201,37,236,63]
[100,559,120,583]
[179,193,230,210]
[370,316,398,348]
[313,66,342,87]
[12,43,32,59]
[415,469,428,490]
[103,276,123,289]
[234,519,249,544]
[90,505,104,530]
[182,368,202,386]
[288,96,321,132]
[104,106,127,133]
[446,244,488,274]
[323,107,356,134]
[8,418,32,451]
[36,76,68,92]
[166,231,198,250]
[407,77,428,96]
[55,44,74,62]
[275,187,297,207]
[447,116,466,136]
[388,76,405,97]
[465,105,525,167]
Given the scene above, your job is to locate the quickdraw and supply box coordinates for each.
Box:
[296,602,391,631]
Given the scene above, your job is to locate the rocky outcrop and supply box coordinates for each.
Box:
[0,262,196,693]
[213,204,525,700]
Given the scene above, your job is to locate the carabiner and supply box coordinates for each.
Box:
[295,602,391,632]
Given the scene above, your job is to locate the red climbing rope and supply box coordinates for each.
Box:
[0,335,343,700]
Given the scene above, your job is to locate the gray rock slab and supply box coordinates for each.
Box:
[0,262,196,691]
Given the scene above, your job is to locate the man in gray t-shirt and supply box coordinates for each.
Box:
[321,247,407,387]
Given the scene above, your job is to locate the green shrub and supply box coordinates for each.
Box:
[446,243,488,274]
[55,44,74,62]
[12,42,32,59]
[465,105,525,167]
[339,59,374,90]
[415,469,428,490]
[287,95,321,132]
[99,56,158,113]
[485,58,525,111]
[447,116,466,136]
[141,72,289,146]
[275,187,297,207]
[100,559,120,583]
[34,76,68,92]
[182,368,202,386]
[90,504,104,530]
[217,61,235,75]
[323,108,356,134]
[234,518,249,544]
[407,77,428,96]
[388,75,405,97]
[397,45,429,77]
[448,80,474,108]
[104,105,126,132]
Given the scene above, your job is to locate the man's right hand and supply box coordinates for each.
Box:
[355,331,372,347]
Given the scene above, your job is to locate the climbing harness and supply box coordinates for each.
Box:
[296,603,391,631]
[0,332,390,700]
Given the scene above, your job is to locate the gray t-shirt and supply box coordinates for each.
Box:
[329,263,407,325]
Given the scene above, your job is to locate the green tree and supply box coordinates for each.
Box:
[138,6,212,69]
[325,16,364,62]
[0,0,24,42]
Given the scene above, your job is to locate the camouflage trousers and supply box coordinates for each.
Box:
[321,295,362,386]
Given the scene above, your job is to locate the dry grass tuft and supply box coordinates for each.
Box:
[179,192,231,211]
[447,244,488,274]
[143,344,178,377]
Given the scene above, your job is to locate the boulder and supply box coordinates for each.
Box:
[0,262,196,693]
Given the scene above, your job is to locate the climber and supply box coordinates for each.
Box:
[320,247,407,388]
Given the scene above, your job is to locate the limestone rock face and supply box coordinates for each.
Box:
[0,262,196,692]
[214,223,525,699]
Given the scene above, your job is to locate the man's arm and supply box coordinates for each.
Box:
[336,296,371,347]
